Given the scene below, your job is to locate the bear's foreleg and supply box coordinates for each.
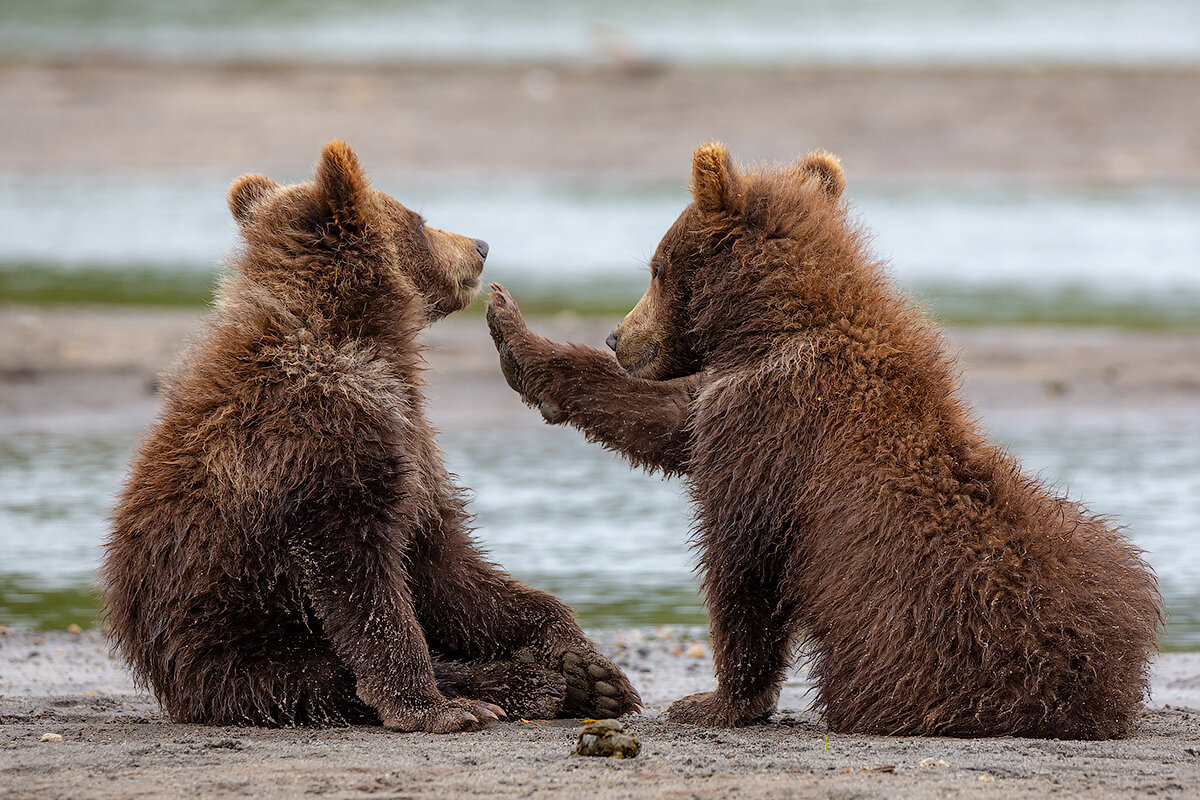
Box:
[487,283,701,475]
[293,536,506,733]
[668,541,797,728]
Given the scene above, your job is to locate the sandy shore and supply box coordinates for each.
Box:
[2,57,1197,183]
[2,629,1199,800]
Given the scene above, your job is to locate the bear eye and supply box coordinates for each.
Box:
[650,259,663,280]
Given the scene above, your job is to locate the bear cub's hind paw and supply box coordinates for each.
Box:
[473,654,567,720]
[559,646,642,719]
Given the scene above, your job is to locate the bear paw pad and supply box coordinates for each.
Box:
[560,648,642,719]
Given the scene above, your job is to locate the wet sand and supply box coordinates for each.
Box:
[2,629,1199,800]
[2,57,1197,183]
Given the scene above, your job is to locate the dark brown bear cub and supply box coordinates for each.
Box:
[486,143,1162,738]
[104,141,639,732]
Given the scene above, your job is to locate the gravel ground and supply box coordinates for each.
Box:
[2,629,1199,799]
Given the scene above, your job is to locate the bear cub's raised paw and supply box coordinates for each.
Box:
[486,284,569,423]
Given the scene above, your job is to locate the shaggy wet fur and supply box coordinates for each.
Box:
[103,142,639,732]
[486,143,1162,738]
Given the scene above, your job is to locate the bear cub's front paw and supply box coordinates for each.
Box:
[486,284,571,424]
[380,697,505,734]
[486,284,536,401]
[667,691,771,728]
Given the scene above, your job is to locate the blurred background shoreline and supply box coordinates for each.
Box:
[1,1,1198,648]
[4,56,1199,324]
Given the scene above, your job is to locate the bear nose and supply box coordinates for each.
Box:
[606,332,618,352]
[474,239,489,260]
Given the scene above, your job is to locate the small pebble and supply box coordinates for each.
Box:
[978,775,996,782]
[919,758,949,768]
[40,733,63,743]
[67,624,82,635]
[684,643,707,659]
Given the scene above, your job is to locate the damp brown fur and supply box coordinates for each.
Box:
[103,142,639,732]
[486,143,1162,739]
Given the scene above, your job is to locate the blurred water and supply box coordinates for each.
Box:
[2,172,1199,315]
[1,0,1197,65]
[1,413,1198,647]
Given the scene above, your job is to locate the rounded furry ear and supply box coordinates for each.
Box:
[314,140,369,216]
[227,174,280,223]
[795,150,845,198]
[690,142,739,213]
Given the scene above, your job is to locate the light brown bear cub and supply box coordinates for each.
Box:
[487,143,1161,738]
[104,142,639,732]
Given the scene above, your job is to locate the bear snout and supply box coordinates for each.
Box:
[474,239,489,260]
[606,332,618,352]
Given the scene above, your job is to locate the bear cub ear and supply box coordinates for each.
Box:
[227,174,280,223]
[795,150,845,199]
[314,140,370,216]
[690,141,740,214]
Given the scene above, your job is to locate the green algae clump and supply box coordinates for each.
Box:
[571,718,641,758]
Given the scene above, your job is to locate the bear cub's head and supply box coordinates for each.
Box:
[608,142,846,380]
[226,141,488,322]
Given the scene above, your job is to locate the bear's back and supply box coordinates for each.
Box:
[103,297,427,661]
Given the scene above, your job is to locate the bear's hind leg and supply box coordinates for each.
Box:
[433,654,566,720]
[160,624,374,727]
[413,544,641,719]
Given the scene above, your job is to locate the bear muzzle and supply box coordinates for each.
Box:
[458,240,488,292]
